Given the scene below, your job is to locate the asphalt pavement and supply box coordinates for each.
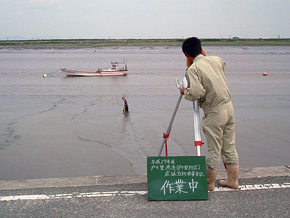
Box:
[0,166,289,218]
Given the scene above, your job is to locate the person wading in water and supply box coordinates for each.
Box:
[122,95,129,114]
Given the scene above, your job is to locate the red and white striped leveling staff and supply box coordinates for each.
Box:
[158,76,203,157]
[192,100,203,156]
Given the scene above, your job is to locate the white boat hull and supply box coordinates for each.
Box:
[62,69,128,77]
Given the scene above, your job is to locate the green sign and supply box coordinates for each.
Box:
[147,156,208,201]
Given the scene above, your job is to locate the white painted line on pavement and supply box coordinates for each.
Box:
[0,183,289,202]
[213,182,290,192]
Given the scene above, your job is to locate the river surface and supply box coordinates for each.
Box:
[0,46,290,180]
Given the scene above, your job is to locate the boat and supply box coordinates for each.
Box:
[61,60,128,77]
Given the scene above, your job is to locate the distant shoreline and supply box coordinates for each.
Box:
[1,38,290,48]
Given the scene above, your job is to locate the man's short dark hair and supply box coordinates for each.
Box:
[182,37,202,57]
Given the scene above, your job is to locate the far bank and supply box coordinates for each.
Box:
[1,38,290,48]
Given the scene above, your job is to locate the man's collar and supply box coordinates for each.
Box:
[193,54,204,63]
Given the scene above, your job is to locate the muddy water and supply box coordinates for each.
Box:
[0,46,289,180]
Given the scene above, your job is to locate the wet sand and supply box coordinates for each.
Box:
[1,91,289,180]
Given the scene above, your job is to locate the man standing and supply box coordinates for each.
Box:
[180,37,239,191]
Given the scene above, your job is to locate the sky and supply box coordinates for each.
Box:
[1,0,290,40]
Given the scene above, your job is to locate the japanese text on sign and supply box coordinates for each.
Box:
[161,179,199,195]
[150,158,205,177]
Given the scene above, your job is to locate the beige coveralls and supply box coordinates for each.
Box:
[184,54,239,169]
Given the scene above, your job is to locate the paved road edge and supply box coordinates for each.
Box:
[0,165,289,191]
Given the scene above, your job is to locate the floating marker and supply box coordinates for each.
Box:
[263,72,268,76]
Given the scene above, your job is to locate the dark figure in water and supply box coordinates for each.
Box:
[122,95,129,114]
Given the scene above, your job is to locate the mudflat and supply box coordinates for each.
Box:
[0,46,289,180]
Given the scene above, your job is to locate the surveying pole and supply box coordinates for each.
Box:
[193,100,203,156]
[187,57,203,156]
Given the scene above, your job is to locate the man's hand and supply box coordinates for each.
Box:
[180,87,186,95]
